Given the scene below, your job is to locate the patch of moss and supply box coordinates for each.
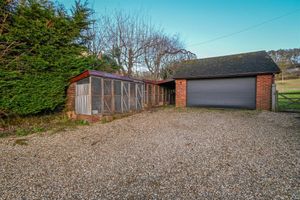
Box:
[14,139,29,146]
[16,128,31,136]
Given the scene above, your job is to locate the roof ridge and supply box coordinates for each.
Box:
[173,50,280,79]
[190,50,267,62]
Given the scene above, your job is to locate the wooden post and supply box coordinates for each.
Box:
[142,83,144,109]
[111,80,115,114]
[128,82,131,111]
[89,76,92,115]
[101,78,104,114]
[153,85,155,106]
[272,83,276,112]
[275,90,278,112]
[145,84,148,107]
[75,82,78,114]
[161,87,164,105]
[135,83,138,110]
[121,81,124,113]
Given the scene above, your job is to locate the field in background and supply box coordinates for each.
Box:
[276,79,300,111]
[276,78,300,92]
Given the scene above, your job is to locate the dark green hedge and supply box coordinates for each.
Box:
[0,71,66,115]
[0,0,120,116]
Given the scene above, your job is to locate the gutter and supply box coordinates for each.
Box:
[173,71,281,80]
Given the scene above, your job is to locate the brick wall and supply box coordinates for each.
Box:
[66,82,75,111]
[66,82,76,119]
[175,79,187,107]
[76,114,102,123]
[175,76,274,110]
[256,74,274,110]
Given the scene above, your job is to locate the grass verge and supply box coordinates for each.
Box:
[0,113,89,138]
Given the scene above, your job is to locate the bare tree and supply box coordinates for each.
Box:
[89,10,196,78]
[143,33,196,79]
[92,11,154,76]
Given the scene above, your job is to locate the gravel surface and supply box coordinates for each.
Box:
[0,108,299,199]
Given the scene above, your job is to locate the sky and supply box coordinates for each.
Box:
[57,0,300,58]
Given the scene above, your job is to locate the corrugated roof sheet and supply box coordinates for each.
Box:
[173,51,280,79]
[70,70,144,83]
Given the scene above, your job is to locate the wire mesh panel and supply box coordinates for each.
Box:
[75,77,90,115]
[114,80,122,113]
[148,84,152,107]
[78,78,89,85]
[91,77,102,114]
[164,88,168,104]
[122,82,129,112]
[130,83,136,110]
[136,83,143,110]
[159,86,163,103]
[166,88,170,103]
[103,79,112,114]
[141,83,144,109]
[155,85,159,105]
[143,84,147,105]
[171,89,175,104]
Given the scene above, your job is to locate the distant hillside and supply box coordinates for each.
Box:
[268,48,300,79]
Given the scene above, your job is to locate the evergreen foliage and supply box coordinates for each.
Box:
[0,0,120,115]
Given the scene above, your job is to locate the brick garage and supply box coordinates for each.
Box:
[173,51,280,110]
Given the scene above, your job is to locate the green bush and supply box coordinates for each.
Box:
[0,0,120,116]
[1,72,66,115]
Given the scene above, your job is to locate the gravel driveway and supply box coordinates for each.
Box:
[0,108,299,199]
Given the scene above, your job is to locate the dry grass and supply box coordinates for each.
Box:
[0,113,89,138]
[276,78,300,92]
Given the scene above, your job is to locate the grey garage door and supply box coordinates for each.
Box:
[187,77,256,109]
